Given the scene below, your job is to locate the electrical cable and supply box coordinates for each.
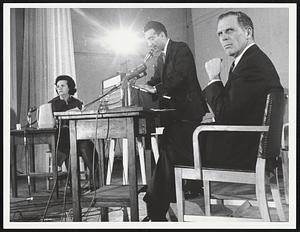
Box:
[81,101,104,219]
[41,118,62,221]
[61,153,71,221]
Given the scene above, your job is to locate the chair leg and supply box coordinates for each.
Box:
[46,151,52,191]
[166,206,174,221]
[255,158,271,221]
[203,180,211,216]
[281,149,289,204]
[150,134,159,164]
[106,139,116,185]
[79,156,86,180]
[174,168,185,221]
[122,207,129,221]
[122,139,128,185]
[269,169,287,221]
[136,137,147,185]
[100,207,109,221]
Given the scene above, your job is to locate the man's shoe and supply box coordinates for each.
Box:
[81,187,92,195]
[141,216,151,222]
[138,185,147,194]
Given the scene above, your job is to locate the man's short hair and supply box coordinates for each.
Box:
[218,11,254,39]
[144,21,168,37]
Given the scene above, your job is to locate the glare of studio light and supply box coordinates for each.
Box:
[104,28,143,55]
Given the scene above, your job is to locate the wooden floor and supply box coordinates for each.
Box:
[9,159,289,224]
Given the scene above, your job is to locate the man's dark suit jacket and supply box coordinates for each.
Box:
[147,40,208,124]
[143,40,208,219]
[203,44,283,170]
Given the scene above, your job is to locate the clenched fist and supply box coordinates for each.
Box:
[205,58,222,81]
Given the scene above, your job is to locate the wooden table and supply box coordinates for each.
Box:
[54,106,155,221]
[10,128,58,197]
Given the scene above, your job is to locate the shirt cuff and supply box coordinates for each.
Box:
[207,79,222,86]
[153,86,157,93]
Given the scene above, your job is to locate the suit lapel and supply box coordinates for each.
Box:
[228,61,235,74]
[227,44,259,83]
[162,40,173,81]
[158,54,164,79]
[164,40,172,65]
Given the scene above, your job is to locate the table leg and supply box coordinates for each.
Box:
[70,120,82,221]
[127,117,138,221]
[97,139,109,221]
[11,136,17,197]
[24,137,32,197]
[144,137,152,186]
[97,139,105,187]
[29,143,36,193]
[50,134,59,198]
[145,116,155,185]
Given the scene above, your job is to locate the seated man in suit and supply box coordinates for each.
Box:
[137,21,209,221]
[202,11,283,170]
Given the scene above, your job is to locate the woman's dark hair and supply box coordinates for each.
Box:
[55,75,77,95]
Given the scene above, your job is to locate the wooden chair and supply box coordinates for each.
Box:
[10,128,60,198]
[174,91,287,222]
[280,122,289,204]
[150,127,165,163]
[104,137,148,221]
[280,92,289,204]
[150,111,214,164]
[105,138,147,185]
[46,154,87,190]
[106,126,167,186]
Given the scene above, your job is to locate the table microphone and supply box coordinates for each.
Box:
[126,48,155,82]
[27,106,37,127]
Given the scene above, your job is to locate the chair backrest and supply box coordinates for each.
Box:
[258,90,284,173]
[281,92,289,149]
[281,123,289,150]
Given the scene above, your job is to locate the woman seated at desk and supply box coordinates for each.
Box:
[49,75,99,190]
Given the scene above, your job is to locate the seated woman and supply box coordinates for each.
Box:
[49,75,99,189]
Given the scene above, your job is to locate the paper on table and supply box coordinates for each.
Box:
[132,85,149,93]
[65,107,81,112]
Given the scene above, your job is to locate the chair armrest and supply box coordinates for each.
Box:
[191,125,269,177]
[193,125,269,135]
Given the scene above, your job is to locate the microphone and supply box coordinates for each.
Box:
[125,49,155,82]
[143,48,155,63]
[27,106,37,127]
[28,106,37,114]
[125,63,147,81]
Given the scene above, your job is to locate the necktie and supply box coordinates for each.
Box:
[229,61,235,75]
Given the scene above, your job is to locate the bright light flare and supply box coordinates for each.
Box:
[104,28,143,55]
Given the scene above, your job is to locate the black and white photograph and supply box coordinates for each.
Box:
[3,3,296,229]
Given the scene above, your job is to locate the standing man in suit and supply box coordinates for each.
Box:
[136,21,209,221]
[202,11,283,170]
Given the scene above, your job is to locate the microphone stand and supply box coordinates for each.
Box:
[81,83,122,111]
